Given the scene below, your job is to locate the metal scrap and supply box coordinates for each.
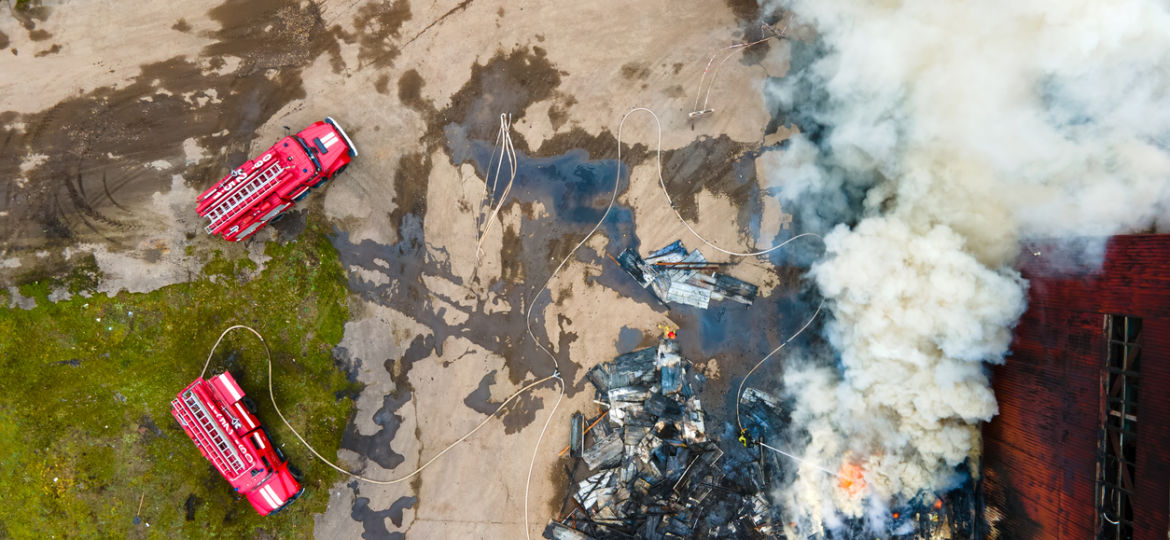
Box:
[581,431,625,470]
[551,341,981,539]
[545,338,777,539]
[570,412,585,458]
[615,241,758,309]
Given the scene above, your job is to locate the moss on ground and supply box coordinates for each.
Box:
[0,221,356,538]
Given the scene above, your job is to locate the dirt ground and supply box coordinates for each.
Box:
[1,0,801,537]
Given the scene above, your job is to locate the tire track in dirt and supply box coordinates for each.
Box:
[0,0,344,281]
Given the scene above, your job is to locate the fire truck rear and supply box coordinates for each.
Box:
[171,371,303,515]
[196,117,357,242]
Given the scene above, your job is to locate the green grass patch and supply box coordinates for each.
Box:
[0,221,356,538]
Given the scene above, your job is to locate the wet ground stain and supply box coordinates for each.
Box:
[401,0,473,50]
[330,344,365,402]
[334,309,431,468]
[0,0,342,280]
[388,152,432,241]
[660,134,765,229]
[351,491,417,540]
[457,140,635,252]
[183,493,202,521]
[332,43,827,440]
[463,369,498,415]
[32,43,59,57]
[10,1,52,41]
[338,0,412,72]
[337,141,633,392]
[319,38,829,529]
[334,131,822,434]
[427,47,562,147]
[340,391,412,471]
[329,48,585,438]
[724,0,761,23]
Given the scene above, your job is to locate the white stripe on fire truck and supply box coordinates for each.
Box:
[234,403,257,430]
[261,203,291,221]
[263,484,284,507]
[321,133,338,148]
[252,432,266,449]
[235,221,262,240]
[259,484,282,509]
[217,374,243,402]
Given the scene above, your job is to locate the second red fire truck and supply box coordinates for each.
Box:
[171,371,303,515]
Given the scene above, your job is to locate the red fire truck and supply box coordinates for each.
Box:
[196,117,357,242]
[171,371,303,516]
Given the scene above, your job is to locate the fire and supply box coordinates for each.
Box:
[837,462,866,496]
[933,498,943,510]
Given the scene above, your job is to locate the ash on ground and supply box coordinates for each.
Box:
[545,338,979,539]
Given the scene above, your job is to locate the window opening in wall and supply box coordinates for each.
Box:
[1097,314,1141,540]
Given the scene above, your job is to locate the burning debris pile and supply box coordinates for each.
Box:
[544,337,981,539]
[616,241,758,309]
[545,338,783,539]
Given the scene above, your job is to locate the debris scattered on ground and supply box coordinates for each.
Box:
[546,338,779,539]
[548,336,979,539]
[615,241,757,309]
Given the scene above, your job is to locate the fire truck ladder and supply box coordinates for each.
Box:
[179,390,246,476]
[203,161,285,234]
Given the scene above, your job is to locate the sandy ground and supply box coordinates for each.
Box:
[1,0,800,537]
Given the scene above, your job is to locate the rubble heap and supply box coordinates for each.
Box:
[545,339,779,539]
[616,241,758,309]
[545,337,980,539]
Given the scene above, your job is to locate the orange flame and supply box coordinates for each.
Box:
[837,462,866,496]
[933,498,943,510]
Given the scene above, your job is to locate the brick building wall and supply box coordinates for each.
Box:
[982,235,1170,539]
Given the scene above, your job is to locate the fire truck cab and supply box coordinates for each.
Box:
[196,117,357,242]
[171,371,303,516]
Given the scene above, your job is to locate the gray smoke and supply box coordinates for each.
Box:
[759,0,1170,531]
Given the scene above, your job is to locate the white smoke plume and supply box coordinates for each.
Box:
[759,0,1170,531]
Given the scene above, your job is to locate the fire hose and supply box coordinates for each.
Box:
[200,325,561,487]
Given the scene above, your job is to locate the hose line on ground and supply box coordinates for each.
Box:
[201,324,559,486]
